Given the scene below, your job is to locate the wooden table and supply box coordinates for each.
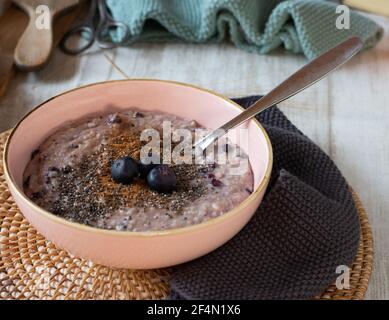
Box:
[0,12,388,300]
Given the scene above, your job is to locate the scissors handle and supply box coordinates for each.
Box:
[60,0,98,55]
[60,0,130,54]
[60,24,96,55]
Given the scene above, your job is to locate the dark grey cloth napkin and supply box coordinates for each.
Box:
[169,96,360,300]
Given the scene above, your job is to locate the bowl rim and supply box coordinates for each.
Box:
[3,79,273,237]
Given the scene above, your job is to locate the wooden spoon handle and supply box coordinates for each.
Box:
[14,7,54,71]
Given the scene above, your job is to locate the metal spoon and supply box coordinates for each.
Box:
[194,37,363,152]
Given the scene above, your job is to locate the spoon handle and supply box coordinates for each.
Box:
[195,36,363,151]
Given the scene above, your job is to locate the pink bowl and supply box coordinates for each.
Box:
[3,79,272,269]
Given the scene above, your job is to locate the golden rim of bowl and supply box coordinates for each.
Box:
[3,79,273,237]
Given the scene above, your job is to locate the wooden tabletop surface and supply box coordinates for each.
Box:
[0,11,388,300]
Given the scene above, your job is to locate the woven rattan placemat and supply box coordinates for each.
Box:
[0,130,374,300]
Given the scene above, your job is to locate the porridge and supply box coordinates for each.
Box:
[23,109,254,232]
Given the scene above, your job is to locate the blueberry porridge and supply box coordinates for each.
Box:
[23,109,254,232]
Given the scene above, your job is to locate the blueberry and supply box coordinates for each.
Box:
[133,111,144,118]
[139,159,157,178]
[147,165,177,193]
[211,178,222,187]
[111,157,139,184]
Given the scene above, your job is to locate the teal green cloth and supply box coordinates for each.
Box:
[107,0,383,59]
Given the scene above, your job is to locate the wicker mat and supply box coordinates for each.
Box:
[0,130,374,300]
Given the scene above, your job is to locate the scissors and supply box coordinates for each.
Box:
[60,0,130,55]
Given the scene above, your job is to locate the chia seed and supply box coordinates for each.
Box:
[212,179,222,187]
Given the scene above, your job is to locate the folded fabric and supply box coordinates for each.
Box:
[168,96,360,300]
[107,0,383,59]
